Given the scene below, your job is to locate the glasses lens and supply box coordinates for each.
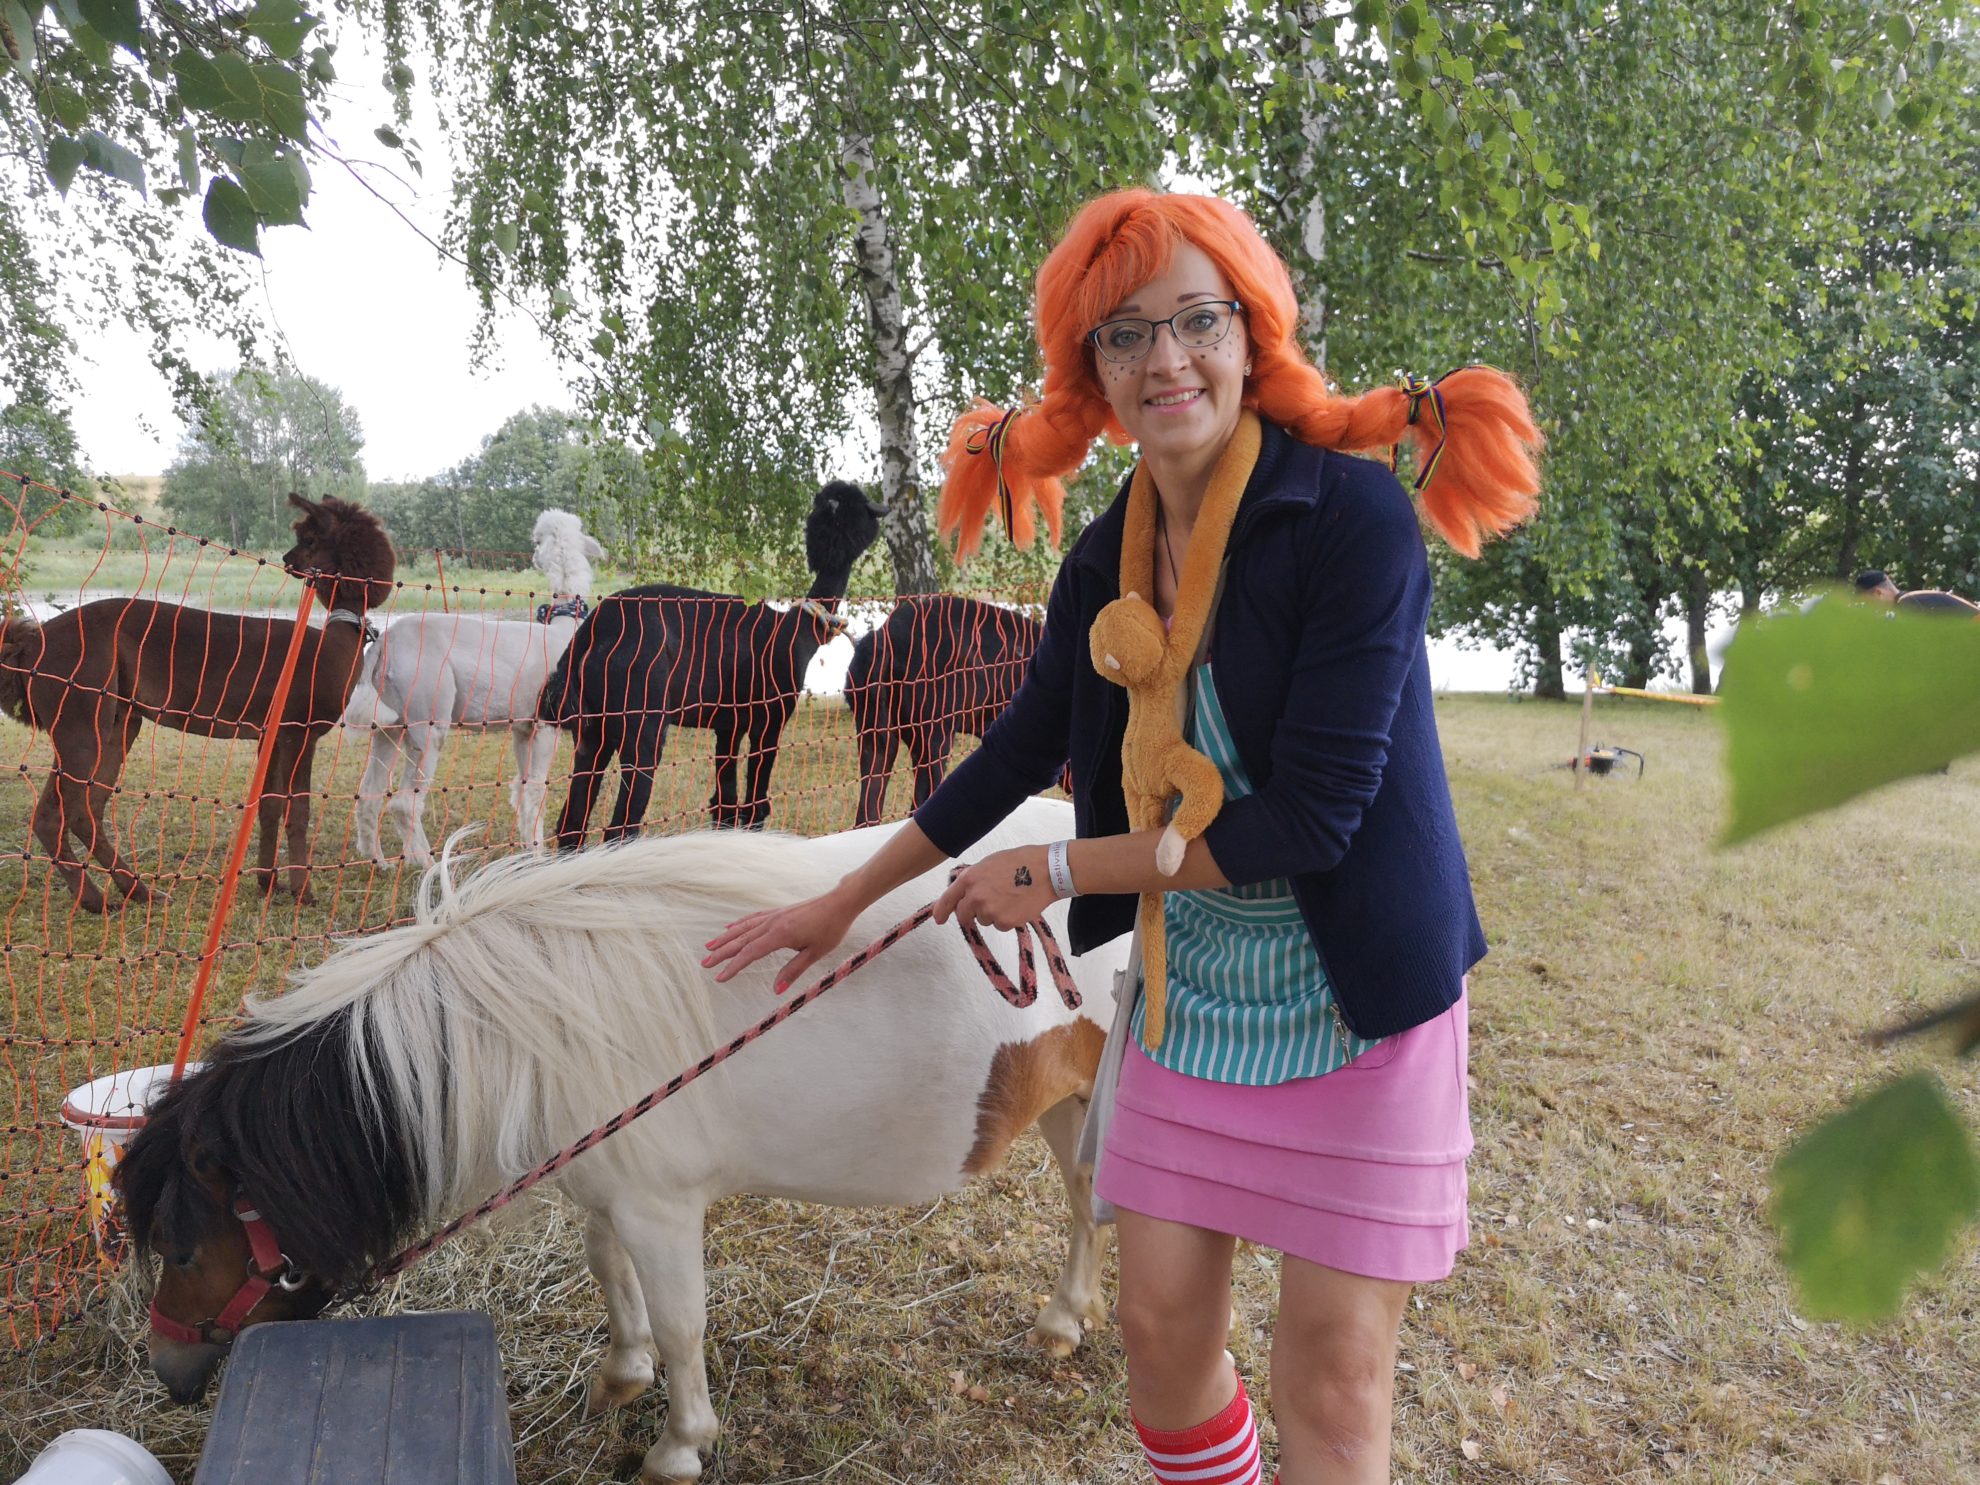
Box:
[1096,320,1154,363]
[1175,303,1235,347]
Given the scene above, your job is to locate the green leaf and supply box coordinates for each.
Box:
[1884,13,1916,49]
[1718,598,1980,843]
[77,0,140,54]
[2,1,38,72]
[235,140,303,223]
[240,0,316,60]
[1771,1073,1980,1324]
[79,128,146,195]
[174,52,260,121]
[491,220,518,256]
[1872,87,1895,122]
[40,79,90,130]
[254,61,306,138]
[202,175,261,255]
[45,134,85,195]
[374,125,402,149]
[591,328,616,357]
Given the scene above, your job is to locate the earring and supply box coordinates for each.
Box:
[1243,362,1253,376]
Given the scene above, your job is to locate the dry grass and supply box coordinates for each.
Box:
[2,694,1976,1484]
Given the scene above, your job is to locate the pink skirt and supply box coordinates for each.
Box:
[1095,989,1472,1282]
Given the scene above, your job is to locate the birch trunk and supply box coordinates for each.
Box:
[1279,3,1332,364]
[841,124,939,595]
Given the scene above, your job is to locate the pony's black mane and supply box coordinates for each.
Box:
[116,1009,424,1291]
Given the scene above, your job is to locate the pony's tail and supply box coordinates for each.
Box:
[1253,361,1542,558]
[0,614,43,728]
[937,392,1107,563]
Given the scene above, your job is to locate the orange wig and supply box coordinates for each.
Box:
[937,189,1542,561]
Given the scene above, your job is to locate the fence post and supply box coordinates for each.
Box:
[170,582,320,1079]
[1576,664,1595,790]
[434,548,450,614]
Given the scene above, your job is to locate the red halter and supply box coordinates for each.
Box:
[148,1193,307,1347]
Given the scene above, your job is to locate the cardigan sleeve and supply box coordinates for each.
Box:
[1200,462,1431,885]
[912,558,1081,858]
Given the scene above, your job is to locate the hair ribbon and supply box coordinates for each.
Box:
[964,405,1027,541]
[1394,372,1452,494]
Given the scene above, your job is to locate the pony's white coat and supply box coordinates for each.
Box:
[241,796,1121,1482]
[345,510,604,863]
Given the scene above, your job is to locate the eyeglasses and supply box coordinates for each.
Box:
[1086,300,1244,364]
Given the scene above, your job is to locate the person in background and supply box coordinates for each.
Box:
[1854,569,1900,602]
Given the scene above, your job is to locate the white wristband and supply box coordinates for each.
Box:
[1046,839,1079,899]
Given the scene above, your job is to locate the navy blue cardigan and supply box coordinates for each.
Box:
[914,419,1486,1040]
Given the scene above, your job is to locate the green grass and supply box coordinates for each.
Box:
[1,694,1975,1484]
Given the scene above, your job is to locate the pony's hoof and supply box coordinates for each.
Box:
[1028,1308,1084,1357]
[585,1370,652,1415]
[640,1441,704,1484]
[254,869,278,897]
[121,880,167,907]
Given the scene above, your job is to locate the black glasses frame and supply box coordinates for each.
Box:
[1085,300,1245,364]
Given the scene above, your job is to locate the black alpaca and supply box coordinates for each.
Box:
[844,595,1048,827]
[540,481,884,844]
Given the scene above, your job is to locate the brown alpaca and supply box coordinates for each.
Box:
[0,494,395,912]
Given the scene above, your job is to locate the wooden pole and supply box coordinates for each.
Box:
[171,583,318,1079]
[1576,663,1595,790]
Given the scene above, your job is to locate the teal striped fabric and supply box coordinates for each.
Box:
[1131,664,1384,1084]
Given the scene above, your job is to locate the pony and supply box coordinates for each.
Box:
[118,796,1118,1484]
[844,594,1047,827]
[0,495,394,910]
[346,509,605,864]
[538,481,883,843]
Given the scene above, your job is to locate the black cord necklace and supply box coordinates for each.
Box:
[1157,500,1180,588]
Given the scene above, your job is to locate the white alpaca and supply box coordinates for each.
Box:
[347,510,605,865]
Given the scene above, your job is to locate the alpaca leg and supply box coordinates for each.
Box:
[707,716,742,827]
[31,763,109,914]
[69,711,162,906]
[277,737,320,901]
[354,728,401,865]
[909,726,954,810]
[512,723,559,851]
[614,1202,718,1484]
[853,726,897,828]
[396,722,445,868]
[582,1209,657,1414]
[555,717,620,851]
[1030,1093,1107,1355]
[606,715,666,845]
[738,709,786,830]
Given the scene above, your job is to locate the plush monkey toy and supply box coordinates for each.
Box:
[1088,412,1260,1048]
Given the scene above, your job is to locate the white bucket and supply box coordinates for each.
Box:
[14,1429,171,1485]
[58,1064,193,1261]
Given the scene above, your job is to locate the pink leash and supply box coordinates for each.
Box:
[371,882,1081,1284]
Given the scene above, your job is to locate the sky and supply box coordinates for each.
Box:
[64,45,574,482]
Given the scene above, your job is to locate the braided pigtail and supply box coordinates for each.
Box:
[937,382,1110,563]
[1253,355,1541,558]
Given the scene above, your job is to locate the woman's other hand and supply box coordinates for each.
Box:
[935,846,1057,931]
[703,886,861,993]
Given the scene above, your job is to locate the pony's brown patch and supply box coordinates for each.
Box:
[962,1019,1105,1176]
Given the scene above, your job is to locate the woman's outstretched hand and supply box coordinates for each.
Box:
[703,887,861,994]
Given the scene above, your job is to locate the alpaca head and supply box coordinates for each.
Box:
[285,494,396,611]
[532,509,607,597]
[804,481,887,590]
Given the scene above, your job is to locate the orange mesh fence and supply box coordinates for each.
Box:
[0,470,1053,1350]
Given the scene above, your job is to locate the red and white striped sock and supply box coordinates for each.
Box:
[1132,1375,1263,1485]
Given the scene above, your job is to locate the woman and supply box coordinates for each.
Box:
[705,189,1540,1485]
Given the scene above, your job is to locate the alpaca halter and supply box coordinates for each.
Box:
[535,595,590,625]
[325,607,378,645]
[1394,372,1452,495]
[963,404,1028,543]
